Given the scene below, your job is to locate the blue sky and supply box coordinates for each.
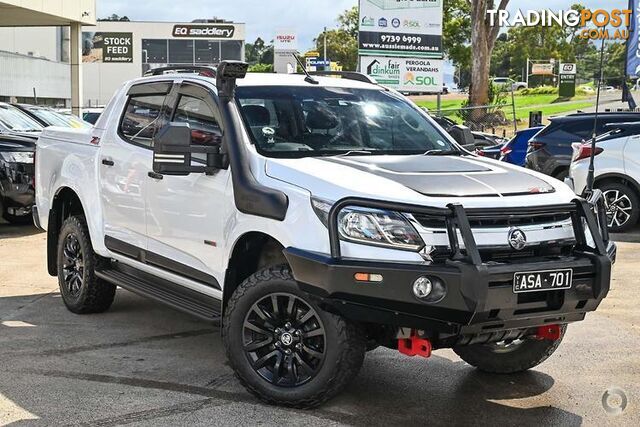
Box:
[98,0,629,51]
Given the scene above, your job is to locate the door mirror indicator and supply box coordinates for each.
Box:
[153,122,227,176]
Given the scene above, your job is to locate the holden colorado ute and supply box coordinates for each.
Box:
[34,61,615,408]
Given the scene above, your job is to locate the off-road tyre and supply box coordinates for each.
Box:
[453,324,567,374]
[57,215,116,314]
[223,265,366,408]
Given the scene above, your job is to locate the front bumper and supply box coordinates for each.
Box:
[285,246,613,337]
[286,196,614,343]
[0,161,35,214]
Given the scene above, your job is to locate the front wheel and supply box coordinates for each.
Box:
[453,325,567,374]
[223,265,366,408]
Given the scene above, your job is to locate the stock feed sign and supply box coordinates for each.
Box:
[358,0,443,58]
[82,32,133,63]
[360,56,443,93]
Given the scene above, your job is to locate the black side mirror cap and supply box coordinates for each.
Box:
[153,122,225,175]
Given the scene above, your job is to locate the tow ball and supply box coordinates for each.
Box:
[535,324,562,341]
[398,330,432,358]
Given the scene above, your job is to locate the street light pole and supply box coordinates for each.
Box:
[323,26,327,61]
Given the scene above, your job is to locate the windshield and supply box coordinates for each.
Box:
[235,86,457,157]
[30,108,91,129]
[0,105,43,132]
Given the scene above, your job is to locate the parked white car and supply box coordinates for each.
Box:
[35,62,614,407]
[569,122,640,232]
[491,77,527,92]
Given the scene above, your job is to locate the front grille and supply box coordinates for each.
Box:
[413,212,572,229]
[431,242,575,264]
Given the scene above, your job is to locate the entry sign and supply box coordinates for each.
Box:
[559,63,577,98]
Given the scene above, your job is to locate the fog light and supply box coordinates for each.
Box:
[413,277,433,298]
[412,276,447,303]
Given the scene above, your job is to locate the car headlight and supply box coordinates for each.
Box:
[311,197,424,251]
[0,151,34,164]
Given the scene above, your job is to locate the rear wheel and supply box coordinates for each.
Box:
[598,182,640,233]
[57,216,116,313]
[453,325,567,374]
[223,265,366,408]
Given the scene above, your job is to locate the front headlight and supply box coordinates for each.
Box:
[0,151,34,164]
[311,197,424,251]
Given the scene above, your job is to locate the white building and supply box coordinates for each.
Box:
[0,18,245,108]
[82,19,245,106]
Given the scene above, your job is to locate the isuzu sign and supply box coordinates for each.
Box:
[173,25,235,38]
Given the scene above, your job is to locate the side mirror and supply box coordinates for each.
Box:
[449,125,475,147]
[153,122,226,176]
[153,122,192,176]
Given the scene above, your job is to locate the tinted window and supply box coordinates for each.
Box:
[168,40,194,64]
[142,39,168,63]
[173,95,222,146]
[120,95,166,147]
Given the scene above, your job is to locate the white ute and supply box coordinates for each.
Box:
[35,62,615,407]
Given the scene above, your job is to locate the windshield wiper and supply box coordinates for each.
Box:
[336,150,374,157]
[423,149,461,156]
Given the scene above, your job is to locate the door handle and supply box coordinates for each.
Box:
[101,158,114,166]
[148,171,163,180]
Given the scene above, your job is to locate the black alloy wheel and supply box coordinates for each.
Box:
[242,293,326,387]
[61,232,84,297]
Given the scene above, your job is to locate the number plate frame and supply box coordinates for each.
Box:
[512,269,573,294]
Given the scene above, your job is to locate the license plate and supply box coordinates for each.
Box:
[513,269,573,293]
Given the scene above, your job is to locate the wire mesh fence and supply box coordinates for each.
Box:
[431,102,518,139]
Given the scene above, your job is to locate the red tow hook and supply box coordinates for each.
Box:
[398,330,432,358]
[535,324,562,341]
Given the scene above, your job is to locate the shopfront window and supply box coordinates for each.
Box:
[168,40,194,64]
[221,40,242,61]
[142,39,167,63]
[195,40,221,64]
[141,38,243,68]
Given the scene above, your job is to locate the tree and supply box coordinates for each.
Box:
[315,30,358,70]
[245,37,273,65]
[469,0,510,107]
[443,0,472,87]
[337,6,359,39]
[98,14,130,21]
[314,6,359,70]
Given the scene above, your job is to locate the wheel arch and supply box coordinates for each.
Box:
[223,231,288,311]
[594,173,640,197]
[46,187,87,276]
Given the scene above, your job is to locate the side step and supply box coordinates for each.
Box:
[96,262,222,322]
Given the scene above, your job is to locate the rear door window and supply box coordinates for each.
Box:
[119,94,166,147]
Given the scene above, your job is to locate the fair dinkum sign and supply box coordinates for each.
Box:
[360,56,444,93]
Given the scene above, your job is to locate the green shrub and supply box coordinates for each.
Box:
[248,63,274,73]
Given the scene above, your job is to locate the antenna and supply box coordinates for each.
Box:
[291,53,319,85]
[586,40,607,196]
